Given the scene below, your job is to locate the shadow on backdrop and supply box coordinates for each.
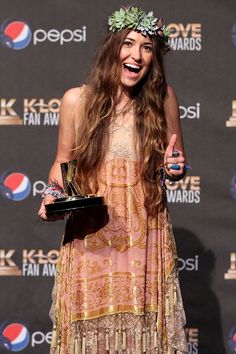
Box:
[174,228,226,354]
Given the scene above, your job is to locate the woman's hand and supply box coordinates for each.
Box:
[38,195,66,222]
[164,134,186,177]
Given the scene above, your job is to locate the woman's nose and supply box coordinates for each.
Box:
[131,46,142,62]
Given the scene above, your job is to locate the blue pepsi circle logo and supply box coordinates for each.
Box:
[228,326,236,352]
[0,20,32,50]
[0,323,30,351]
[1,172,31,201]
[230,175,236,200]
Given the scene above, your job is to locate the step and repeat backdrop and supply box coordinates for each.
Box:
[0,0,235,353]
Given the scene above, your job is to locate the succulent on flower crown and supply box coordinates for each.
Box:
[108,6,170,43]
[108,8,127,31]
[125,6,144,28]
[137,11,158,36]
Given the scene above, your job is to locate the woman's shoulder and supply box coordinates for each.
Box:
[59,86,87,125]
[61,85,87,107]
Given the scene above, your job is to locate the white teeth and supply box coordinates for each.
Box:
[124,63,140,69]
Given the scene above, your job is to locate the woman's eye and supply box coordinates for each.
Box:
[143,45,152,52]
[123,41,132,47]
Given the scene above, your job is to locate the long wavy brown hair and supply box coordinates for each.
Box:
[75,28,170,215]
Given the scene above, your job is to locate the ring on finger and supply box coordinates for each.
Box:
[172,150,179,158]
[170,164,180,171]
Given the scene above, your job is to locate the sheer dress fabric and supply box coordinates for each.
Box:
[50,109,188,354]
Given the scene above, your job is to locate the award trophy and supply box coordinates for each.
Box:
[46,160,109,239]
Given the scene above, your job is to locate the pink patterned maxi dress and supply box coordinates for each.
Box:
[50,111,188,354]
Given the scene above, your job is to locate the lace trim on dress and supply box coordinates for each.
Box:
[50,276,188,354]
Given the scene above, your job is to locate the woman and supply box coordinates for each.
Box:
[39,6,188,354]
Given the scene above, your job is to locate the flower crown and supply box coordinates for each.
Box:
[108,6,170,43]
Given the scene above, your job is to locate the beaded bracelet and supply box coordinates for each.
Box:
[166,167,187,182]
[159,166,187,189]
[42,181,65,199]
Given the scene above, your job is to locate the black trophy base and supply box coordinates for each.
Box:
[46,195,109,241]
[63,204,109,243]
[45,195,105,216]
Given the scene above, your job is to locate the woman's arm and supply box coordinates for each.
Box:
[38,87,83,220]
[164,85,186,178]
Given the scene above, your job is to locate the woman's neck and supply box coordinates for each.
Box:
[116,86,134,110]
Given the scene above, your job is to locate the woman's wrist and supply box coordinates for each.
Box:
[42,181,65,199]
[165,167,187,182]
[159,165,187,190]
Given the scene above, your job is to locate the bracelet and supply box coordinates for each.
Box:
[42,181,65,199]
[166,167,187,182]
[159,166,187,189]
[159,167,168,190]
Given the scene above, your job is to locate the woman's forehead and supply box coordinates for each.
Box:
[125,30,152,43]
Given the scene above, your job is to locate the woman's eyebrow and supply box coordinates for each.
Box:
[125,37,153,45]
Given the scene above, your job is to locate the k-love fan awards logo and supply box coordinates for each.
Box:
[0,98,60,126]
[226,100,236,127]
[166,176,200,204]
[224,252,236,280]
[185,328,199,353]
[167,23,202,51]
[0,249,59,277]
[0,18,86,50]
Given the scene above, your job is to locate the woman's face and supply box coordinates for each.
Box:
[119,30,153,91]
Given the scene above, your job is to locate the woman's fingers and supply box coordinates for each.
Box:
[165,134,177,159]
[166,162,185,171]
[38,195,55,221]
[166,156,185,164]
[165,148,185,175]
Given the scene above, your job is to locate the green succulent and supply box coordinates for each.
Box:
[108,6,170,42]
[108,8,127,31]
[163,26,171,38]
[137,11,158,36]
[125,7,144,29]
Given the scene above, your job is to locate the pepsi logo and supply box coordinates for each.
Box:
[0,20,32,50]
[0,19,86,50]
[1,171,31,201]
[228,326,236,352]
[230,175,236,200]
[0,323,30,351]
